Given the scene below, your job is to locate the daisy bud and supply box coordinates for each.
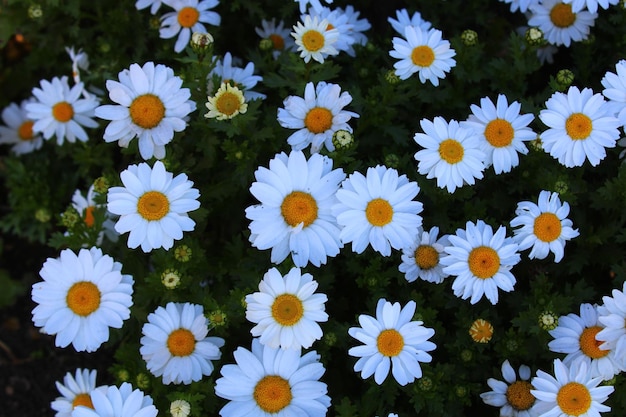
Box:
[92,176,110,194]
[136,373,151,390]
[506,338,519,352]
[190,32,214,53]
[324,332,337,347]
[170,399,191,417]
[35,208,51,223]
[28,4,43,19]
[161,269,181,289]
[384,153,400,168]
[259,38,274,51]
[538,310,559,330]
[556,69,574,90]
[174,245,192,262]
[461,29,478,46]
[417,376,433,391]
[554,179,568,194]
[460,349,473,362]
[525,27,545,46]
[385,69,401,84]
[116,369,130,382]
[455,386,469,398]
[207,309,227,327]
[332,129,354,150]
[61,207,80,229]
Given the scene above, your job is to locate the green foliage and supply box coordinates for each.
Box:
[3,0,626,416]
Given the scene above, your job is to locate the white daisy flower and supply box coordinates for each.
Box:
[25,76,99,145]
[294,0,333,14]
[95,62,196,160]
[245,150,345,267]
[461,94,536,174]
[307,7,355,56]
[510,190,579,263]
[135,0,163,14]
[398,226,450,284]
[562,0,618,13]
[499,0,541,13]
[0,99,43,155]
[601,59,626,128]
[530,359,614,417]
[255,18,297,59]
[65,46,89,87]
[107,160,200,252]
[159,0,220,53]
[348,298,436,386]
[337,5,371,50]
[440,219,521,305]
[480,360,539,417]
[414,117,486,193]
[539,86,621,167]
[69,184,119,245]
[245,267,327,350]
[215,338,331,416]
[209,52,265,101]
[71,382,157,417]
[277,81,359,153]
[527,0,597,47]
[388,8,432,35]
[31,247,134,352]
[596,282,626,365]
[548,303,623,381]
[140,302,225,385]
[332,165,423,257]
[51,369,102,417]
[292,14,340,64]
[204,82,248,120]
[389,26,456,85]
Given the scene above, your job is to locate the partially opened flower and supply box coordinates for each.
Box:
[51,369,102,417]
[510,190,579,262]
[95,62,196,160]
[205,82,248,120]
[159,0,221,53]
[107,160,200,252]
[214,338,331,416]
[348,299,436,386]
[245,267,328,350]
[531,359,614,417]
[70,383,157,417]
[140,302,225,384]
[332,165,423,256]
[0,99,43,154]
[277,81,359,153]
[441,220,521,305]
[480,360,539,417]
[31,247,134,352]
[245,150,345,267]
[26,76,99,145]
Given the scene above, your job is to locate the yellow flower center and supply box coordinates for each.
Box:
[365,198,394,227]
[167,328,196,357]
[66,281,101,316]
[52,101,74,122]
[484,119,514,147]
[269,34,285,50]
[533,212,562,242]
[411,45,435,67]
[177,6,200,28]
[506,381,535,411]
[129,94,165,129]
[304,107,333,134]
[215,91,242,117]
[415,245,439,270]
[137,191,170,221]
[253,375,293,413]
[271,294,304,326]
[280,191,318,227]
[469,319,493,343]
[565,113,592,140]
[438,139,464,164]
[556,382,592,416]
[18,120,34,140]
[579,326,610,359]
[84,206,95,227]
[72,393,94,409]
[468,246,500,279]
[302,30,325,52]
[377,329,404,357]
[550,3,576,28]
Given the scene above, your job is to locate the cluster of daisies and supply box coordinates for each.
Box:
[3,0,626,416]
